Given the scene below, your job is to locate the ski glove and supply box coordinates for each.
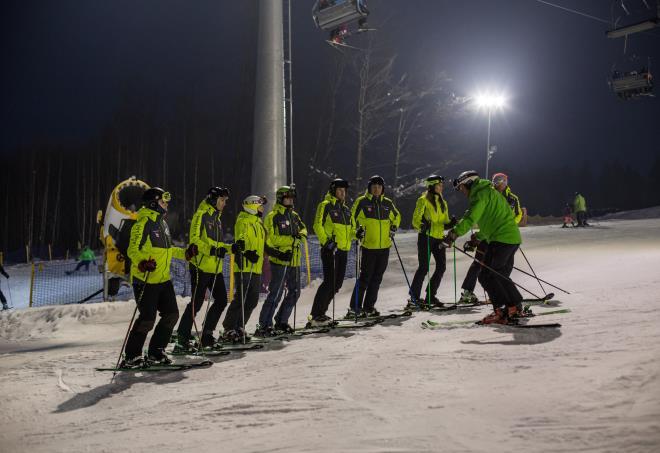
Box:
[244,250,259,264]
[389,225,397,239]
[445,216,458,230]
[420,220,430,234]
[185,244,199,261]
[279,250,293,262]
[210,246,227,259]
[443,230,458,247]
[138,259,157,273]
[231,240,245,254]
[322,240,337,253]
[355,226,365,240]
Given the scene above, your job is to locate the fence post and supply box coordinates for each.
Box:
[65,249,69,261]
[0,252,3,266]
[25,244,30,263]
[48,244,53,261]
[29,262,35,308]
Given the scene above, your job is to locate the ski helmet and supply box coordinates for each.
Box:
[491,173,508,187]
[425,174,445,188]
[242,195,267,215]
[207,186,230,204]
[367,175,385,190]
[452,170,479,190]
[329,178,349,194]
[142,187,171,211]
[276,185,296,204]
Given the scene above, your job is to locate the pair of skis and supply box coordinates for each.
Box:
[97,360,213,373]
[420,307,569,330]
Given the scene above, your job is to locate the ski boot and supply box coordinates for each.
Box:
[404,298,421,311]
[273,322,295,334]
[2,303,9,311]
[221,329,241,344]
[118,355,147,369]
[480,308,508,325]
[364,308,380,318]
[254,325,277,338]
[430,297,444,309]
[172,337,197,354]
[458,290,479,305]
[147,349,173,365]
[306,315,333,328]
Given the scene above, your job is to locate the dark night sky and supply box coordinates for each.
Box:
[2,0,659,172]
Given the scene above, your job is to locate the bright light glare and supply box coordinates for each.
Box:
[474,93,507,109]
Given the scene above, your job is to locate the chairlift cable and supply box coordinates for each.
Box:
[533,0,611,25]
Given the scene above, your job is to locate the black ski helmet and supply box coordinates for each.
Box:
[142,187,170,210]
[367,175,385,191]
[276,185,296,204]
[207,186,230,204]
[425,174,445,189]
[452,170,479,190]
[329,178,349,195]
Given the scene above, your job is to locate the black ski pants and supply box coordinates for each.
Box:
[0,288,6,306]
[124,280,179,360]
[410,233,446,302]
[461,240,488,293]
[480,242,522,310]
[310,248,348,318]
[177,264,228,342]
[222,272,261,332]
[349,247,389,312]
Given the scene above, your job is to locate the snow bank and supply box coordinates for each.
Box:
[596,205,660,221]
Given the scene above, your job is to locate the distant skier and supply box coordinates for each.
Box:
[0,263,9,310]
[457,173,522,305]
[120,187,198,368]
[256,186,307,336]
[65,246,96,275]
[445,171,523,324]
[308,178,355,327]
[573,192,588,227]
[221,195,267,343]
[349,175,401,317]
[562,203,575,228]
[175,187,232,353]
[408,175,456,308]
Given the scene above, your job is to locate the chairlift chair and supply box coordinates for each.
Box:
[312,0,369,31]
[610,68,654,99]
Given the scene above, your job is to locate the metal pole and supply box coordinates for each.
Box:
[252,0,287,204]
[287,0,294,184]
[485,108,492,179]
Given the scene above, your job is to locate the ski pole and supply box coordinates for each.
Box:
[425,231,431,309]
[512,261,570,294]
[353,240,360,323]
[188,255,203,348]
[391,237,417,307]
[201,250,224,342]
[518,247,546,297]
[331,248,336,323]
[6,278,14,308]
[453,245,457,305]
[112,268,150,382]
[451,245,545,301]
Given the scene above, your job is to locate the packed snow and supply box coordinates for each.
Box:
[1,217,660,453]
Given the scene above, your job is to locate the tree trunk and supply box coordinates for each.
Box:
[51,153,63,248]
[38,155,51,245]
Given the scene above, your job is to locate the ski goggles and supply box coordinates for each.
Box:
[161,192,172,202]
[426,176,445,186]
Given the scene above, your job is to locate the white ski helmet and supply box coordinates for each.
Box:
[452,170,479,190]
[242,195,267,214]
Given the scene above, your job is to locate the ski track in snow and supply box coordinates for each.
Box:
[1,219,660,452]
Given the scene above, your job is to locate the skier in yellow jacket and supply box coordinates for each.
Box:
[348,175,401,318]
[409,175,456,308]
[122,187,198,368]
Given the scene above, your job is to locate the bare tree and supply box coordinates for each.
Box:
[353,38,398,186]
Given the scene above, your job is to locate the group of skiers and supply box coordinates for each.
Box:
[119,170,526,369]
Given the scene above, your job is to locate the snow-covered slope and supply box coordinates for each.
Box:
[1,219,659,453]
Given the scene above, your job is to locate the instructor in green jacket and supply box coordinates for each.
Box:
[445,171,522,325]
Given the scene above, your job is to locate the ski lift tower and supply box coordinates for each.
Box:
[252,0,288,205]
